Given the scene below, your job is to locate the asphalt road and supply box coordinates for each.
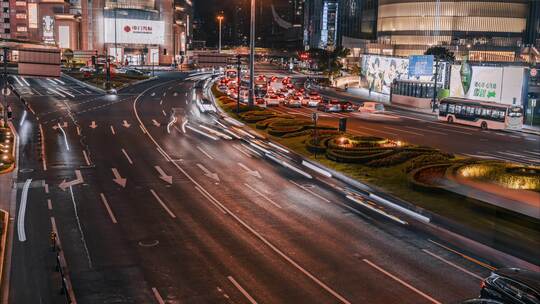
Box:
[5,71,505,304]
[255,63,540,166]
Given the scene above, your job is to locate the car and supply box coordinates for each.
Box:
[276,93,286,103]
[339,100,355,112]
[318,99,342,112]
[284,95,302,108]
[358,101,385,113]
[106,88,117,95]
[80,66,95,72]
[306,92,322,107]
[218,85,228,92]
[255,98,266,108]
[265,94,280,106]
[480,268,540,304]
[125,68,145,76]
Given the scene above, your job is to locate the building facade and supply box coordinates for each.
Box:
[304,0,338,50]
[3,0,192,65]
[336,0,377,46]
[372,0,529,61]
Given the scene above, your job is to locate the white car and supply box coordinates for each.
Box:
[265,95,280,106]
[307,96,322,107]
[80,66,95,72]
[358,102,385,113]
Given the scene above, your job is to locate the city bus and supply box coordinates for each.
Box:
[438,97,523,130]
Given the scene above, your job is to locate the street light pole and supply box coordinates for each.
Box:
[248,0,255,108]
[114,7,118,64]
[217,15,223,53]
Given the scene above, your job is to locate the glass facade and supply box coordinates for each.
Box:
[337,0,377,44]
[392,80,441,99]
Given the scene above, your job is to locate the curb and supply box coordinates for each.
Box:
[207,79,540,270]
[61,72,107,94]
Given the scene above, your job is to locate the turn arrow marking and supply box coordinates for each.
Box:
[112,168,127,188]
[122,120,131,128]
[152,119,161,127]
[196,163,220,182]
[238,162,262,179]
[154,166,172,184]
[59,170,84,191]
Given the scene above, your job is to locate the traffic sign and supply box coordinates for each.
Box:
[1,87,11,96]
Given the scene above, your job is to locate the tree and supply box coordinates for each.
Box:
[424,46,455,62]
[350,63,361,76]
[308,47,351,82]
[63,48,74,68]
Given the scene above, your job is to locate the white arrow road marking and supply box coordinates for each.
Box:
[17,179,32,242]
[59,170,83,191]
[173,92,178,96]
[196,163,220,182]
[121,148,133,165]
[154,166,172,184]
[162,109,167,116]
[238,162,262,179]
[89,121,98,129]
[110,125,116,135]
[100,193,118,223]
[152,119,161,127]
[150,189,176,218]
[122,120,131,128]
[112,168,127,188]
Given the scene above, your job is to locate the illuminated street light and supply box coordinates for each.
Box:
[217,15,224,53]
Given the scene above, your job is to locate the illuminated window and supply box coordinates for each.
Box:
[15,1,26,6]
[16,26,26,32]
[15,13,26,19]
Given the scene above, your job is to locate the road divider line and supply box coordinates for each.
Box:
[17,179,32,242]
[44,183,49,194]
[427,239,495,271]
[195,186,227,214]
[196,146,214,160]
[39,124,47,171]
[363,259,441,304]
[289,180,330,203]
[110,126,116,135]
[346,195,407,225]
[133,80,351,304]
[47,199,52,210]
[121,148,134,165]
[82,150,91,166]
[139,124,146,134]
[99,193,118,224]
[244,183,282,209]
[149,189,176,218]
[421,249,483,280]
[227,276,258,304]
[156,147,170,162]
[151,287,165,304]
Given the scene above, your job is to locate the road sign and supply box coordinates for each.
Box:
[1,87,11,96]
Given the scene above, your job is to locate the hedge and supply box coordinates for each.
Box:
[407,164,452,193]
[366,151,426,167]
[404,153,454,173]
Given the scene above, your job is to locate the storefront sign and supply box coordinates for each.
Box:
[408,55,434,77]
[104,18,165,45]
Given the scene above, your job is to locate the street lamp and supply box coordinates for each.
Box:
[248,0,255,107]
[217,15,224,53]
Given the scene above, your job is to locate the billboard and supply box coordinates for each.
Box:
[449,64,526,105]
[42,16,55,45]
[362,55,409,94]
[104,18,164,45]
[408,55,434,77]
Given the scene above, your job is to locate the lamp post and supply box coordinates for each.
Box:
[248,0,255,107]
[217,15,224,53]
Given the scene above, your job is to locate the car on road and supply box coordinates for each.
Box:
[317,99,342,112]
[265,94,280,106]
[255,98,266,108]
[276,93,286,103]
[284,95,302,108]
[305,91,322,107]
[80,66,95,72]
[480,268,540,304]
[358,101,385,113]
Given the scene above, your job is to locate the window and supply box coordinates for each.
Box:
[455,105,462,114]
[448,104,455,114]
[2,8,8,12]
[439,103,447,112]
[3,18,8,23]
[17,26,27,32]
[15,13,26,19]
[475,107,482,115]
[4,28,9,33]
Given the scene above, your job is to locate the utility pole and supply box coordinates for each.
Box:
[237,55,241,113]
[248,0,255,108]
[432,57,440,113]
[114,7,118,64]
[2,47,7,125]
[217,15,223,53]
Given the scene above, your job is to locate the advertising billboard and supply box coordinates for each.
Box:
[42,16,55,45]
[362,55,409,94]
[408,55,434,77]
[104,18,165,45]
[449,64,526,105]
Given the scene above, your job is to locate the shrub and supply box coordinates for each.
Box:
[366,151,425,167]
[326,149,395,164]
[404,153,454,173]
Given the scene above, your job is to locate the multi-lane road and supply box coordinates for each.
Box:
[2,69,534,304]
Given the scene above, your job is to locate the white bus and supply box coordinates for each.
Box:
[438,98,523,130]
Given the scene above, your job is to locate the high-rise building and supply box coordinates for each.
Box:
[336,0,377,46]
[1,0,10,39]
[304,0,338,50]
[525,0,539,49]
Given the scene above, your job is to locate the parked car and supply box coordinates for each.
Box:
[284,95,302,108]
[265,94,280,106]
[480,268,540,304]
[358,101,385,113]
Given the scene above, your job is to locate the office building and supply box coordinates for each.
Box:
[304,0,338,50]
[336,0,377,47]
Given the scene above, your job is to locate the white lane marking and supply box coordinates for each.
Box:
[39,124,47,171]
[383,126,424,136]
[195,186,227,214]
[421,249,483,280]
[227,276,258,304]
[406,126,446,135]
[44,183,49,194]
[17,179,32,242]
[497,151,539,163]
[289,180,330,203]
[76,126,81,136]
[423,125,472,135]
[357,125,397,136]
[133,81,351,304]
[346,195,407,225]
[82,150,91,166]
[363,259,441,304]
[47,199,52,210]
[149,189,176,218]
[100,193,118,224]
[69,185,93,268]
[121,148,134,165]
[110,125,116,135]
[152,287,165,304]
[185,125,219,140]
[139,124,147,134]
[162,109,167,117]
[524,150,540,157]
[428,239,495,271]
[196,146,214,160]
[57,122,70,151]
[244,183,282,209]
